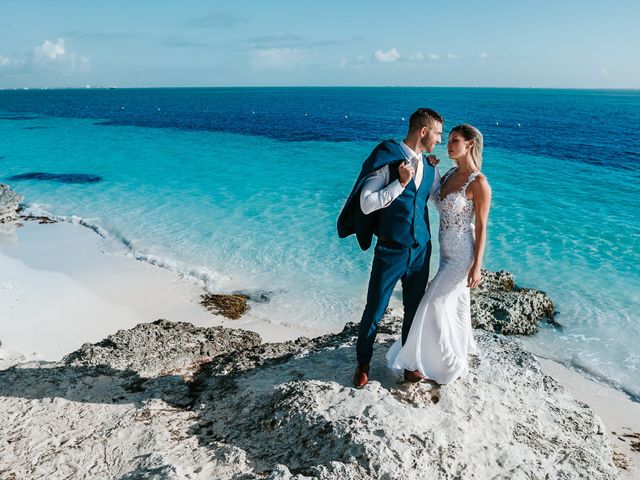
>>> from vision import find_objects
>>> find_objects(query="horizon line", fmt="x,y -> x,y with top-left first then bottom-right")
1,85 -> 639,92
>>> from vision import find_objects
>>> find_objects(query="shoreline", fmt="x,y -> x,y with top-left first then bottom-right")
1,218 -> 638,476
0,219 -> 318,365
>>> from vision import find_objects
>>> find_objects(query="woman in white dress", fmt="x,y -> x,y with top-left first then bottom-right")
386,124 -> 492,385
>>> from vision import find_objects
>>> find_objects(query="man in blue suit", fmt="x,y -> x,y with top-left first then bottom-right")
337,108 -> 443,388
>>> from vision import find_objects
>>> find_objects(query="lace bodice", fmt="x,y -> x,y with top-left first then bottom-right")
435,168 -> 479,235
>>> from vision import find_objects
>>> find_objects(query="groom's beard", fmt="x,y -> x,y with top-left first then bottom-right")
420,136 -> 433,152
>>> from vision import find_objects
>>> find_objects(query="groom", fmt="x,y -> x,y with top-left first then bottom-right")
337,108 -> 443,388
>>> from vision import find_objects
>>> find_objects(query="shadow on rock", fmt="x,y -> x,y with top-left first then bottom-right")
0,319 -> 264,409
0,364 -> 193,408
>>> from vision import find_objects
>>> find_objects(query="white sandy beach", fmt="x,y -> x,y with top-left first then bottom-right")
1,219 -> 638,478
0,220 -> 316,367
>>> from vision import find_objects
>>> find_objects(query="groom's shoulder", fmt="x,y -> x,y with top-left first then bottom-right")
366,139 -> 402,166
374,139 -> 400,153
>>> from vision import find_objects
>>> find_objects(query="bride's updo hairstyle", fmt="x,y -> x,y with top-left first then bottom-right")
450,124 -> 484,170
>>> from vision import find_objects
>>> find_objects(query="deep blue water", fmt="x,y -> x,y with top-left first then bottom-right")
1,87 -> 639,170
1,87 -> 639,400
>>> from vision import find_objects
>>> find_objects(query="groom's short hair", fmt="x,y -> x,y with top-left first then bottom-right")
409,108 -> 444,132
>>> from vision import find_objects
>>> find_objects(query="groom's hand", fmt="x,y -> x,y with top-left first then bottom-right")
398,161 -> 415,187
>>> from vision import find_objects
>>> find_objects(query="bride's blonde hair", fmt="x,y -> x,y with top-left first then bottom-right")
450,124 -> 483,170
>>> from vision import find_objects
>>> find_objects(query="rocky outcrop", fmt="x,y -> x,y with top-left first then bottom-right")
0,317 -> 617,479
21,215 -> 56,224
471,269 -> 555,335
0,183 -> 22,223
64,319 -> 261,377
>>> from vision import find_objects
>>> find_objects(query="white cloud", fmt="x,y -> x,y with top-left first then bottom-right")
250,48 -> 302,69
340,55 -> 368,69
341,48 -> 446,69
33,38 -> 66,61
31,38 -> 90,71
479,52 -> 488,59
1,38 -> 89,74
446,53 -> 459,60
601,67 -> 610,77
374,48 -> 400,63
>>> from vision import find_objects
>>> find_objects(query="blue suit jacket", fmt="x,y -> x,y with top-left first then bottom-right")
337,140 -> 407,251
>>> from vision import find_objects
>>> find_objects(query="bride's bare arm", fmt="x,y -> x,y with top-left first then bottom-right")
468,175 -> 492,288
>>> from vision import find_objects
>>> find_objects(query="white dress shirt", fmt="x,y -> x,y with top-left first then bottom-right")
360,141 -> 441,215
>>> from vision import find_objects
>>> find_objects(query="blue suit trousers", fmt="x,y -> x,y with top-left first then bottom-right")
356,239 -> 432,366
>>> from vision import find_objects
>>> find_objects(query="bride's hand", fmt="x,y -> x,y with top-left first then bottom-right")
426,155 -> 440,166
467,265 -> 482,289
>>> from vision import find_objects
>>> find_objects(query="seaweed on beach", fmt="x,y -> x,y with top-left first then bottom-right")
7,172 -> 102,184
201,294 -> 249,320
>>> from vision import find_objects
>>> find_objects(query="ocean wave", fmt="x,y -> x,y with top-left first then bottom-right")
19,203 -> 232,291
566,358 -> 640,403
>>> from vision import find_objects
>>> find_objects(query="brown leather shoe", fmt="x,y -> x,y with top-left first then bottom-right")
404,369 -> 427,383
353,364 -> 369,389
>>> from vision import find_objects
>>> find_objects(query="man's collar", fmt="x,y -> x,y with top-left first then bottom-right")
400,140 -> 420,161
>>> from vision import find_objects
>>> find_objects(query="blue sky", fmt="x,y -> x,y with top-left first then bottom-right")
1,0 -> 639,88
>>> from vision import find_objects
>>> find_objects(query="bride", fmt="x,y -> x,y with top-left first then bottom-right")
386,124 -> 492,385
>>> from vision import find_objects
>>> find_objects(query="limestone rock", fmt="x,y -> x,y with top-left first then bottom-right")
63,319 -> 261,377
472,269 -> 555,335
20,215 -> 56,224
0,184 -> 22,223
187,317 -> 616,479
0,317 -> 616,479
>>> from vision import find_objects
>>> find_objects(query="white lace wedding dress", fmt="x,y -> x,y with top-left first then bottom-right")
386,168 -> 479,384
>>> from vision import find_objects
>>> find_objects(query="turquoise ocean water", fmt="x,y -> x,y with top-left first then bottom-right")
0,88 -> 639,400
